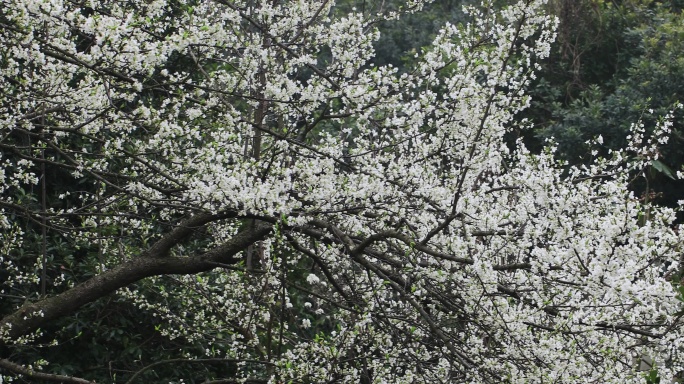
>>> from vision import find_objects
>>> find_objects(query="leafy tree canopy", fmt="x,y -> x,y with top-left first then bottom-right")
526,0 -> 684,218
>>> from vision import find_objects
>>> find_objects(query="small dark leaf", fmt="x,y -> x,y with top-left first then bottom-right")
651,160 -> 676,180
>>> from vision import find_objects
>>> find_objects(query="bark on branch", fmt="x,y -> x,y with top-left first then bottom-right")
0,222 -> 271,345
0,359 -> 95,384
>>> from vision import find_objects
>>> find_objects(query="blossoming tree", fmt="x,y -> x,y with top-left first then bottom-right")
1,0 -> 683,382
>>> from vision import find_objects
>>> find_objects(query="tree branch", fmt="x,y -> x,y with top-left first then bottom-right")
0,359 -> 95,384
0,223 -> 271,344
125,358 -> 273,384
142,212 -> 236,258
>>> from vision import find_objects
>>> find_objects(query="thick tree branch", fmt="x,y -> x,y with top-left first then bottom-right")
142,212 -> 236,258
0,359 -> 94,384
0,223 -> 271,344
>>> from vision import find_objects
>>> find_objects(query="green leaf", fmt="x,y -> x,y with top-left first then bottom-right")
645,367 -> 660,384
651,160 -> 676,180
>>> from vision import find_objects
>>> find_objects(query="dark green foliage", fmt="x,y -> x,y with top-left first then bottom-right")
334,0 -> 476,71
525,0 -> 684,220
373,0 -> 472,70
